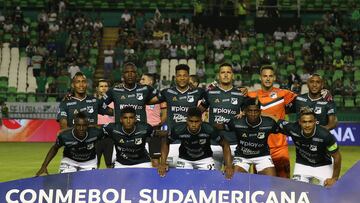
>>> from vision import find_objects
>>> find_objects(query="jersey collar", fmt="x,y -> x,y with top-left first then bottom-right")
72,129 -> 89,142
307,93 -> 322,102
176,86 -> 189,94
245,117 -> 263,128
124,84 -> 137,91
122,126 -> 136,136
72,95 -> 88,101
187,126 -> 202,135
218,85 -> 233,92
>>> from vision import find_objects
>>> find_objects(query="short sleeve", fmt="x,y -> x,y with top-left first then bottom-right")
56,102 -> 67,121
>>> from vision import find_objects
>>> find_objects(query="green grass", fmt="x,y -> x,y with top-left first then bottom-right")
0,143 -> 359,183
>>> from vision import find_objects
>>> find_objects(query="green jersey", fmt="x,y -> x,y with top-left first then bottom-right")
57,95 -> 108,127
102,84 -> 158,122
228,116 -> 280,158
56,127 -> 103,162
292,93 -> 336,126
168,122 -> 223,161
201,86 -> 247,144
278,120 -> 339,167
159,87 -> 205,127
102,122 -> 154,165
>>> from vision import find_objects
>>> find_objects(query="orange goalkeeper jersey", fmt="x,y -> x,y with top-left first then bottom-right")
248,87 -> 297,148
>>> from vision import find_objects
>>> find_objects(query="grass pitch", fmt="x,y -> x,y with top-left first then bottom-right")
0,143 -> 359,183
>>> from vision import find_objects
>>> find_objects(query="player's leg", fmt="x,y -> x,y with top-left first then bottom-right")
293,163 -> 333,186
176,158 -> 194,169
167,143 -> 180,167
254,155 -> 276,176
193,157 -> 216,170
269,145 -> 290,178
102,137 -> 115,168
95,139 -> 105,168
233,156 -> 251,173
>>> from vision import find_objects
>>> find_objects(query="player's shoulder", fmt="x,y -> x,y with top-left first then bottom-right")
58,128 -> 73,138
189,87 -> 205,94
173,122 -> 187,134
296,93 -> 308,102
316,125 -> 332,137
206,86 -> 221,94
261,116 -> 277,125
88,126 -> 102,133
136,121 -> 153,130
162,86 -> 177,95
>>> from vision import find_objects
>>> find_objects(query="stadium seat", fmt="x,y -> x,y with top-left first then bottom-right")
344,97 -> 355,108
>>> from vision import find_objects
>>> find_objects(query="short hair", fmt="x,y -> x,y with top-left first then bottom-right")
97,79 -> 109,87
187,107 -> 202,118
175,64 -> 190,73
299,106 -> 316,118
219,63 -> 233,72
74,112 -> 88,123
72,72 -> 86,81
243,98 -> 260,109
142,73 -> 155,84
123,62 -> 137,71
190,75 -> 199,83
260,65 -> 274,74
309,73 -> 323,80
120,106 -> 136,116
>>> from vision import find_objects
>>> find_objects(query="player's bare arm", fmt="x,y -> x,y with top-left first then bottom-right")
325,150 -> 342,187
35,144 -> 60,176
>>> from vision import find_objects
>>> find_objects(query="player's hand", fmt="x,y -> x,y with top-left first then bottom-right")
62,92 -> 73,101
321,89 -> 333,102
158,164 -> 168,177
234,111 -> 245,119
239,87 -> 248,96
35,167 -> 49,177
324,178 -> 337,188
224,165 -> 234,180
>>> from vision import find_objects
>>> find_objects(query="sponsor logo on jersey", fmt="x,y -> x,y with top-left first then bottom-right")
87,143 -> 94,149
312,137 -> 323,142
187,95 -> 194,102
173,114 -> 187,122
317,101 -> 328,105
199,139 -> 206,144
212,108 -> 236,115
171,106 -> 189,112
66,102 -> 77,106
309,145 -> 317,151
314,107 -> 322,114
270,92 -> 277,99
87,106 -> 94,113
231,98 -> 238,105
136,93 -> 143,100
86,99 -> 95,103
257,132 -> 265,139
135,138 -> 142,145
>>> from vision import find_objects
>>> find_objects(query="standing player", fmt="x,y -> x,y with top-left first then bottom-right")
94,79 -> 115,168
158,107 -> 233,179
36,113 -> 103,175
158,64 -> 206,166
289,74 -> 338,130
57,72 -> 113,129
199,63 -> 247,169
276,107 -> 341,187
248,65 -> 297,178
102,107 -> 157,168
139,73 -> 161,127
102,62 -> 160,123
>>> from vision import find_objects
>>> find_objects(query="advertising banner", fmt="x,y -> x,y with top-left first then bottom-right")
1,162 -> 359,203
6,102 -> 59,119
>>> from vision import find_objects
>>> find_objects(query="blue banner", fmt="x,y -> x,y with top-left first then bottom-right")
1,162 -> 360,203
288,122 -> 360,146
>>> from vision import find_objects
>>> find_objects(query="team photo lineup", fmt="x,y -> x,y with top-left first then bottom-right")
36,62 -> 341,188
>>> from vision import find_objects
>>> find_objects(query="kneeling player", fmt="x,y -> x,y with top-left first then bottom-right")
102,107 -> 157,168
158,107 -> 233,179
276,107 -> 341,187
36,113 -> 103,175
223,99 -> 279,176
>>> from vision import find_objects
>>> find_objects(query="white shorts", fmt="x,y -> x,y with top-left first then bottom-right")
167,143 -> 181,168
59,157 -> 97,173
211,144 -> 237,170
233,155 -> 274,172
293,163 -> 333,186
176,157 -> 216,170
114,161 -> 152,168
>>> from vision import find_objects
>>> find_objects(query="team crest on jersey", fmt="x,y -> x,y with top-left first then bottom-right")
231,98 -> 238,105
309,145 -> 317,151
87,106 -> 94,113
120,95 -> 126,100
270,92 -> 277,99
135,138 -> 142,145
87,143 -> 94,150
215,98 -> 220,103
187,95 -> 194,102
136,93 -> 143,100
199,139 -> 206,144
172,96 -> 177,101
257,132 -> 265,139
314,107 -> 322,114
119,139 -> 125,144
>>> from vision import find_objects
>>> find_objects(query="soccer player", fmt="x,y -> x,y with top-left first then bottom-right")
248,65 -> 297,178
102,107 -> 156,168
94,79 -> 115,168
36,113 -> 103,175
289,74 -> 338,130
224,98 -> 279,176
189,74 -> 200,89
139,73 -> 161,127
57,72 -> 112,129
157,107 -> 233,179
276,107 -> 342,187
102,62 -> 160,123
158,64 -> 206,166
199,63 -> 247,169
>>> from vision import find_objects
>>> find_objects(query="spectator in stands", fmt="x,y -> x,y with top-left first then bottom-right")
145,56 -> 158,74
81,61 -> 94,91
103,45 -> 114,79
310,37 -> 324,64
214,49 -> 225,63
291,80 -> 301,94
45,56 -> 57,77
56,69 -> 71,97
285,26 -> 297,41
273,27 -> 285,41
344,81 -> 356,97
31,51 -> 43,77
36,71 -> 48,102
68,61 -> 81,79
121,10 -> 132,28
332,79 -> 343,95
178,16 -> 189,31
3,19 -> 13,33
333,57 -> 344,70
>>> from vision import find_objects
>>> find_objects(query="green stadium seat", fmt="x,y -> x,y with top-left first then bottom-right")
344,97 -> 355,108
16,93 -> 27,102
47,97 -> 57,102
27,93 -> 36,102
334,95 -> 343,107
332,70 -> 343,81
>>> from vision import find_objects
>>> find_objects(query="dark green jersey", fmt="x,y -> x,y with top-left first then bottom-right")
102,122 -> 154,165
278,120 -> 339,167
57,95 -> 108,127
292,93 -> 336,126
168,122 -> 223,161
201,86 -> 247,144
102,84 -> 158,122
159,87 -> 205,127
228,116 -> 280,158
56,127 -> 103,162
